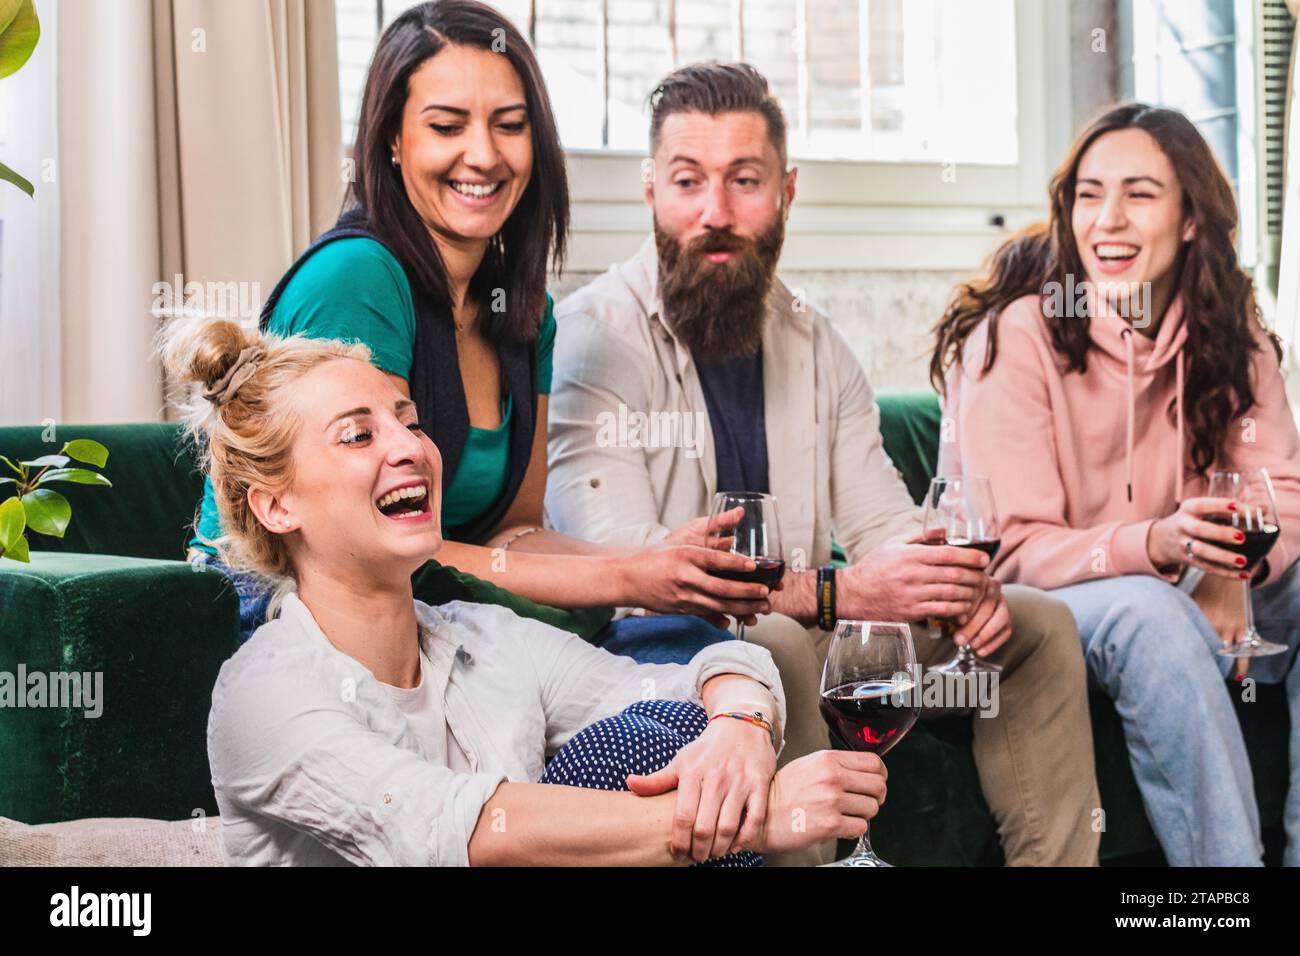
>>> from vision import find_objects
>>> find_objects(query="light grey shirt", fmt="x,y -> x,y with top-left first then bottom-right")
546,236 -> 922,567
208,592 -> 786,867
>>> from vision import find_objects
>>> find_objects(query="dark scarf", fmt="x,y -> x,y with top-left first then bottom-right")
258,206 -> 538,545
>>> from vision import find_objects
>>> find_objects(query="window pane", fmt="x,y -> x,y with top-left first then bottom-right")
336,0 -> 381,146
536,0 -> 603,148
606,0 -> 670,150
336,0 -> 1020,165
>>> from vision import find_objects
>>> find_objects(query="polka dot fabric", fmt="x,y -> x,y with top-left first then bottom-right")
539,699 -> 763,867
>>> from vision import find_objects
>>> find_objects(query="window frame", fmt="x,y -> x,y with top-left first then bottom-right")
562,0 -> 1072,273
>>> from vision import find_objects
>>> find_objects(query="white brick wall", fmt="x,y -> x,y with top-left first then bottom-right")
548,266 -> 962,391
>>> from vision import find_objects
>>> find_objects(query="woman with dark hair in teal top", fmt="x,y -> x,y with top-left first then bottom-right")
187,1 -> 772,661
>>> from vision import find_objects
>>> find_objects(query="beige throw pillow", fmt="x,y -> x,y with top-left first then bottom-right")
0,816 -> 224,867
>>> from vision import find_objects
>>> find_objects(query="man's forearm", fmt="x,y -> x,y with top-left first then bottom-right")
769,569 -> 820,626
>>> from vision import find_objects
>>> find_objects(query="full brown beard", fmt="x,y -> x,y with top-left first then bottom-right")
654,214 -> 785,362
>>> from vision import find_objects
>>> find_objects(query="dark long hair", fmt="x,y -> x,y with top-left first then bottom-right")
349,0 -> 568,344
930,103 -> 1282,478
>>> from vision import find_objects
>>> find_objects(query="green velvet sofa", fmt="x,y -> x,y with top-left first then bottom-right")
0,395 -> 1290,864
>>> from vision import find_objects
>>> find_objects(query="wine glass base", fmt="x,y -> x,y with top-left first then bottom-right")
820,853 -> 893,867
930,654 -> 1002,675
1217,639 -> 1289,658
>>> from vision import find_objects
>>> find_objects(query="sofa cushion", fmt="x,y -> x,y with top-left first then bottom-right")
0,424 -> 204,561
0,815 -> 223,866
0,552 -> 239,825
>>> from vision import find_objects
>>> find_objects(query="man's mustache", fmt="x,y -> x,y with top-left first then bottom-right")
687,231 -> 751,255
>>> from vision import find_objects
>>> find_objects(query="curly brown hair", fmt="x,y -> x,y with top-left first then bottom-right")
930,103 -> 1282,478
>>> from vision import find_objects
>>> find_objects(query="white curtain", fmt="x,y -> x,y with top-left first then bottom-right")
0,0 -> 61,427
56,0 -> 344,424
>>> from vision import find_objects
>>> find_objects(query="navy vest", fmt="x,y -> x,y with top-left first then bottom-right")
259,206 -> 538,546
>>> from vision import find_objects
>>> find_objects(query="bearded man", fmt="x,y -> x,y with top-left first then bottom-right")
545,62 -> 1100,867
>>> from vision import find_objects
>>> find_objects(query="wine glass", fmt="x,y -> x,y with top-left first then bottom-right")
1206,468 -> 1287,658
920,476 -> 1003,675
819,620 -> 919,867
705,492 -> 785,641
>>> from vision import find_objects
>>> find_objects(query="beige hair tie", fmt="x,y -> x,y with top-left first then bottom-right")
203,346 -> 265,406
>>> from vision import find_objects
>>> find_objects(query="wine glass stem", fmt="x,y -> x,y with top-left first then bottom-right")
1240,576 -> 1258,642
853,822 -> 877,860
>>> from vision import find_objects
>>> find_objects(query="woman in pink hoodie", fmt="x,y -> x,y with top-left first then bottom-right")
931,104 -> 1300,867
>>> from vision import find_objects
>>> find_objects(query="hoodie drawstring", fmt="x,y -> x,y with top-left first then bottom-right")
1120,326 -> 1185,507
1121,326 -> 1135,503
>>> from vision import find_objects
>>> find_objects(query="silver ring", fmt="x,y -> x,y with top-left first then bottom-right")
1184,538 -> 1196,559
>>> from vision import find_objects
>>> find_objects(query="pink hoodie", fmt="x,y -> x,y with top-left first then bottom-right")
938,292 -> 1300,591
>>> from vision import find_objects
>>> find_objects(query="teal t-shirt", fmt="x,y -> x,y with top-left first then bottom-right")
190,238 -> 556,551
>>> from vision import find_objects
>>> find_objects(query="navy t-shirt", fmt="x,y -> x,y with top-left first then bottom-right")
694,348 -> 770,494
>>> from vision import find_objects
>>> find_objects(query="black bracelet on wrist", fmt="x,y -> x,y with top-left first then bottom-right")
816,565 -> 837,631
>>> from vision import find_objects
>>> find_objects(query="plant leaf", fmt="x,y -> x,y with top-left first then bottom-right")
37,468 -> 112,487
0,496 -> 25,550
21,488 -> 70,538
0,477 -> 14,486
21,454 -> 69,468
0,0 -> 39,79
3,532 -> 30,563
0,160 -> 33,197
62,439 -> 108,468
0,0 -> 22,36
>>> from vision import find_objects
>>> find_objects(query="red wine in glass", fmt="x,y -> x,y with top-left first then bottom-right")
818,620 -> 917,867
1205,469 -> 1286,658
711,557 -> 786,590
923,536 -> 1002,563
706,492 -> 784,641
921,476 -> 1003,675
1206,516 -> 1279,569
820,679 -> 919,755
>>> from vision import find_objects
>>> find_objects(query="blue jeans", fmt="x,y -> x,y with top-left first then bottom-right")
1052,562 -> 1300,866
539,699 -> 761,866
195,552 -> 732,663
594,614 -> 734,664
191,552 -> 273,643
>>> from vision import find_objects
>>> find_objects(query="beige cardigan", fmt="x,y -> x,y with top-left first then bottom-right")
546,235 -> 922,569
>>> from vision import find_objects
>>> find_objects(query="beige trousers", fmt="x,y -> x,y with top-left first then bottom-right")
743,584 -> 1101,866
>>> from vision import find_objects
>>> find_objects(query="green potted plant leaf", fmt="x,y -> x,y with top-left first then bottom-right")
0,438 -> 112,562
0,0 -> 41,196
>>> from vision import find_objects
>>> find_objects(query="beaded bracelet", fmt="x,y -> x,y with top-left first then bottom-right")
709,710 -> 777,749
499,526 -> 542,551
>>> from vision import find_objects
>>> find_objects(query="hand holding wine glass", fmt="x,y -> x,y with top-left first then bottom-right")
706,492 -> 785,639
920,476 -> 1003,675
1204,468 -> 1286,658
1145,495 -> 1258,577
818,620 -> 918,866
